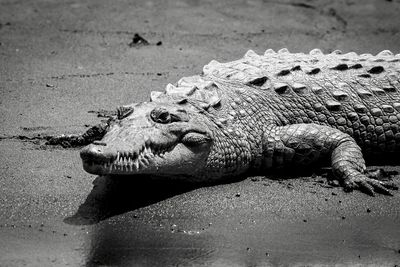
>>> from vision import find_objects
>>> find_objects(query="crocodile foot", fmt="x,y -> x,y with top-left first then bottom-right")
342,173 -> 398,196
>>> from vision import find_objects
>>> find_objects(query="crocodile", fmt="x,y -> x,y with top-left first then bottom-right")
77,49 -> 400,196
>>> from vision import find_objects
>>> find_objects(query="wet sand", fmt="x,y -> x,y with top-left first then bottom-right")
1,0 -> 400,266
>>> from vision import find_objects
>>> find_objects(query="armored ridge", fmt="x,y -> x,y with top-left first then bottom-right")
79,49 -> 400,196
152,49 -> 400,152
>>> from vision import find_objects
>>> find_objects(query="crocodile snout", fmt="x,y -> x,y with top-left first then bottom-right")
80,143 -> 115,164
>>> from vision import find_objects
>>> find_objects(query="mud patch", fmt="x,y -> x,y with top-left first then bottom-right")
1,122 -> 110,149
45,122 -> 110,148
87,109 -> 116,118
21,126 -> 52,132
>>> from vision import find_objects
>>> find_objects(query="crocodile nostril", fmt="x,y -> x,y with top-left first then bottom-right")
93,141 -> 107,146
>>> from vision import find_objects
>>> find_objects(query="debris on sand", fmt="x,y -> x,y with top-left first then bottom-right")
0,22 -> 11,29
128,33 -> 150,47
290,3 -> 315,9
128,33 -> 163,47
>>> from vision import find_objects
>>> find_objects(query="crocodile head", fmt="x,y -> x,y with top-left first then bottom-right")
80,100 -> 237,180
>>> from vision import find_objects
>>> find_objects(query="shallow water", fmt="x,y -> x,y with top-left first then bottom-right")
87,212 -> 400,266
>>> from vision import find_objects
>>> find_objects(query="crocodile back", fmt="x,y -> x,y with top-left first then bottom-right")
201,49 -> 400,153
151,49 -> 400,154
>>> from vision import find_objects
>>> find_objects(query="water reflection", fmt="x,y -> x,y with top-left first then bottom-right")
84,210 -> 400,266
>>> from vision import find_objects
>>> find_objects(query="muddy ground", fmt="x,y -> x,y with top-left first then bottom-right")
1,0 -> 400,266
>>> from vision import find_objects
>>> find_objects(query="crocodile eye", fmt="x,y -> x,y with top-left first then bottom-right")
151,108 -> 171,123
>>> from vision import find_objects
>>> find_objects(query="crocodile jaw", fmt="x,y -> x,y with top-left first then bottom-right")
80,135 -> 212,177
81,142 -> 172,175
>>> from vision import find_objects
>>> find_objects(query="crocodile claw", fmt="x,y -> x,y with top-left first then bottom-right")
342,174 -> 398,196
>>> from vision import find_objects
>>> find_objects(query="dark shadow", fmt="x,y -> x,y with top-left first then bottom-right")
65,166 -> 399,266
64,171 -> 315,226
64,175 -> 200,225
64,153 -> 400,225
257,153 -> 400,180
364,153 -> 400,166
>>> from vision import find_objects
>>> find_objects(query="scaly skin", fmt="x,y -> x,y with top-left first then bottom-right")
78,49 -> 400,196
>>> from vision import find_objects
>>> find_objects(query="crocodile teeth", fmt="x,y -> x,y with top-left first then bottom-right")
102,140 -> 178,173
134,160 -> 139,170
139,159 -> 146,168
144,146 -> 152,155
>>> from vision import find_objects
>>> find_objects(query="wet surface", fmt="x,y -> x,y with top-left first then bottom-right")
1,0 -> 400,266
87,214 -> 400,266
75,174 -> 400,266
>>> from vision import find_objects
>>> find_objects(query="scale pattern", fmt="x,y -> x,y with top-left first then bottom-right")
147,49 -> 400,195
77,48 -> 400,196
152,49 -> 400,154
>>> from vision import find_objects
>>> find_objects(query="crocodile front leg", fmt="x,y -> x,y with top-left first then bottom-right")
262,124 -> 398,196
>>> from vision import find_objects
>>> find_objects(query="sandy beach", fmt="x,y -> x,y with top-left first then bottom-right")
1,0 -> 400,266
